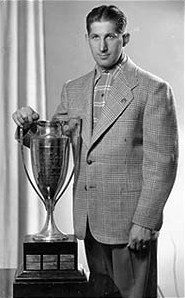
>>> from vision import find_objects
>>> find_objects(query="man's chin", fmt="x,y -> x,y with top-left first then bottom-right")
97,61 -> 112,70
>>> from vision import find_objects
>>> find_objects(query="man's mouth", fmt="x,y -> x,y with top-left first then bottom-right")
99,54 -> 110,59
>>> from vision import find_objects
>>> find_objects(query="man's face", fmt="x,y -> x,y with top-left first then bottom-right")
88,21 -> 124,70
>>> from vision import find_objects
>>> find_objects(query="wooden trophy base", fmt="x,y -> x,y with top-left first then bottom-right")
13,234 -> 88,298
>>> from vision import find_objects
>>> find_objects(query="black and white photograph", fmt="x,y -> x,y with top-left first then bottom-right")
0,1 -> 184,297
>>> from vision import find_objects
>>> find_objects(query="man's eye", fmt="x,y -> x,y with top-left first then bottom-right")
89,35 -> 99,40
107,34 -> 117,39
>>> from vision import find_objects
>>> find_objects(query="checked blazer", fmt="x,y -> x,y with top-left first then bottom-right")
53,56 -> 178,245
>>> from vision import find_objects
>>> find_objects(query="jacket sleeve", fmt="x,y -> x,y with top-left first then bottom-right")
132,81 -> 178,231
52,81 -> 82,164
52,82 -> 69,122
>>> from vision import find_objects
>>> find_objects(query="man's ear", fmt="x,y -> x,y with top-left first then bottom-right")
122,33 -> 130,47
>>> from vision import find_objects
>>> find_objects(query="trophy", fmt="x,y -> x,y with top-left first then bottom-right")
13,118 -> 88,298
20,118 -> 81,241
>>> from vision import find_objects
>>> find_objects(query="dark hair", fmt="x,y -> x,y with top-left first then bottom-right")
86,5 -> 127,35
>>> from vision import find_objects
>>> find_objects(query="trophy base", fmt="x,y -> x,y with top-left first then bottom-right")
13,265 -> 88,297
13,234 -> 88,297
22,234 -> 78,270
32,232 -> 68,242
32,220 -> 69,242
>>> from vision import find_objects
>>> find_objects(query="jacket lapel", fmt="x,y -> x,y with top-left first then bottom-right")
90,57 -> 139,147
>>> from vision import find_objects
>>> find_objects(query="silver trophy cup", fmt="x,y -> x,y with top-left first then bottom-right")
19,118 -> 81,242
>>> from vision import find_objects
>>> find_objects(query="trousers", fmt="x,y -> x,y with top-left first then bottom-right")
84,222 -> 157,298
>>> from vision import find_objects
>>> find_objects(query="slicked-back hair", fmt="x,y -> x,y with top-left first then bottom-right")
86,5 -> 127,35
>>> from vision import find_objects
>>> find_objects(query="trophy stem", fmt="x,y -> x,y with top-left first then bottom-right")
32,199 -> 68,242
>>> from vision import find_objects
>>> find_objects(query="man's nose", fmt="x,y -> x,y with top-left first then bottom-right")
100,38 -> 108,52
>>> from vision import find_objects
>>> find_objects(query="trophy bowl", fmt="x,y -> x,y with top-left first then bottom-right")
20,119 -> 81,242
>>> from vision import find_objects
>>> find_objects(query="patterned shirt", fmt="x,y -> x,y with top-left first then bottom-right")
92,54 -> 127,130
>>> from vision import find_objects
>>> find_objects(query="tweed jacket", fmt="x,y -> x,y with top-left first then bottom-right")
53,56 -> 178,245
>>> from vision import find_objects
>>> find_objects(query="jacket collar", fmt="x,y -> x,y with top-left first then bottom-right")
81,56 -> 139,149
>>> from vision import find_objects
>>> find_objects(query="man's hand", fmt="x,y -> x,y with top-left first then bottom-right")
12,106 -> 40,127
128,224 -> 152,251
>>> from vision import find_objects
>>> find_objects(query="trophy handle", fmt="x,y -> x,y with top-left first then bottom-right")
54,167 -> 74,206
54,118 -> 82,206
19,127 -> 46,206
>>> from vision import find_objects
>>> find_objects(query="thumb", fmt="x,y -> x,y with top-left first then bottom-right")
32,112 -> 40,120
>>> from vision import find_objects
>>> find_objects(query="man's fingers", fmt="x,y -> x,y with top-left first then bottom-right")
128,240 -> 150,251
12,111 -> 24,126
127,240 -> 136,250
12,107 -> 39,127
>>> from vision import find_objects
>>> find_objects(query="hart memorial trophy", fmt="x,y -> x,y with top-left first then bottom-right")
13,118 -> 88,298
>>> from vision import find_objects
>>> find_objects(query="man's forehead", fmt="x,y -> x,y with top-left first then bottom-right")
89,20 -> 117,34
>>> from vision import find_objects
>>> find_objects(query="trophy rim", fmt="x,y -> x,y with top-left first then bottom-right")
36,120 -> 61,127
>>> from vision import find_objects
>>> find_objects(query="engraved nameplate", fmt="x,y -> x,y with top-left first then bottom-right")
60,254 -> 74,270
26,255 -> 41,270
43,255 -> 58,270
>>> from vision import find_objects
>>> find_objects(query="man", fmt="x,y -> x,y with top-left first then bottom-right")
12,5 -> 178,298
